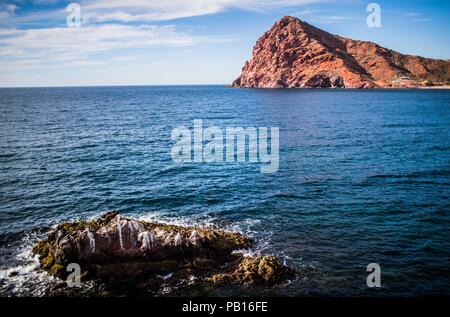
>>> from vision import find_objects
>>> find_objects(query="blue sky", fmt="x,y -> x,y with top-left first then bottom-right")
0,0 -> 449,87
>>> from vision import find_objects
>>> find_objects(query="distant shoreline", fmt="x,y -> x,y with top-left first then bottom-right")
418,85 -> 450,89
227,85 -> 450,90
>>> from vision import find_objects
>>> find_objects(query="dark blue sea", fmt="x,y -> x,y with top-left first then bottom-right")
0,86 -> 449,296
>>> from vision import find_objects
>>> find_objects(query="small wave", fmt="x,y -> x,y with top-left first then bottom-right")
233,230 -> 274,257
0,231 -> 54,296
428,145 -> 450,152
0,178 -> 21,186
136,211 -> 261,236
118,196 -> 193,208
381,123 -> 416,128
0,260 -> 38,280
137,211 -> 218,229
364,169 -> 450,182
391,180 -> 448,186
272,192 -> 303,199
0,153 -> 16,159
203,115 -> 238,120
153,165 -> 196,176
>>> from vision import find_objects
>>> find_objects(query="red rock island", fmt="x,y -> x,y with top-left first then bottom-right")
231,16 -> 450,88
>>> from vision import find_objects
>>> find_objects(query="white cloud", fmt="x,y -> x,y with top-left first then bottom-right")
96,11 -> 140,22
4,4 -> 17,14
410,18 -> 432,23
2,24 -> 197,51
0,3 -> 18,20
0,23 -> 229,73
0,0 -> 331,24
31,0 -> 59,4
294,9 -> 318,16
326,15 -> 353,20
1,0 -> 323,70
80,0 -> 331,22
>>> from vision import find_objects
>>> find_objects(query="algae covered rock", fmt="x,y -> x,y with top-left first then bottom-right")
33,211 -> 294,294
208,256 -> 295,286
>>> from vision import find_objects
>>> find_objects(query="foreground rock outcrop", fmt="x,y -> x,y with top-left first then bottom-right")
33,212 -> 294,295
231,16 -> 450,88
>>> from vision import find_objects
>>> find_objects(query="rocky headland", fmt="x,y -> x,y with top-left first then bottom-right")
231,16 -> 450,89
32,211 -> 294,296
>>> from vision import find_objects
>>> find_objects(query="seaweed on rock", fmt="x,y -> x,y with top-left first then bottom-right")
33,211 -> 294,295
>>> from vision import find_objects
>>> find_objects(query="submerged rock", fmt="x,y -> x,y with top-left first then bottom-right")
208,256 -> 294,286
33,212 -> 294,295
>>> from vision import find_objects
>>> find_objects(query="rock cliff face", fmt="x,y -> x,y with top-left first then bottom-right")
231,16 -> 450,88
33,212 -> 294,296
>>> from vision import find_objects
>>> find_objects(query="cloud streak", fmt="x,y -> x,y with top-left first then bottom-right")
0,0 -> 327,71
0,23 -> 230,73
1,0 -> 332,25
81,0 -> 331,22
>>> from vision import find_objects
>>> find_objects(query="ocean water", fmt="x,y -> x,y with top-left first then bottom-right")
0,86 -> 449,296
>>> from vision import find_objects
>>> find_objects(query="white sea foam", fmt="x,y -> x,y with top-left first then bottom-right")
0,232 -> 54,296
156,273 -> 173,280
0,211 -> 294,296
136,210 -> 275,257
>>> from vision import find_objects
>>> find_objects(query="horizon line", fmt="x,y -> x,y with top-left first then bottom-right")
0,83 -> 229,89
